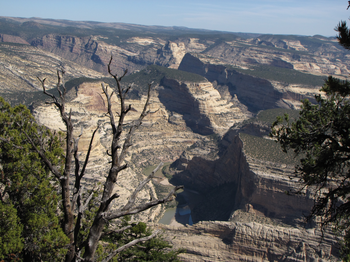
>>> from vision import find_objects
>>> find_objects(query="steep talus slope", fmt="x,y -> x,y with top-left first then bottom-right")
0,33 -> 29,44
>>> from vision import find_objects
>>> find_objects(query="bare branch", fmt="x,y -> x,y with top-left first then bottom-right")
80,126 -> 99,180
102,185 -> 183,221
71,185 -> 82,213
102,225 -> 133,238
82,59 -> 183,260
0,136 -> 23,149
123,83 -> 134,98
118,83 -> 152,165
101,230 -> 160,262
102,83 -> 117,135
37,77 -> 55,101
119,69 -> 128,82
21,129 -> 62,179
122,162 -> 163,211
103,193 -> 120,210
38,69 -> 76,254
56,70 -> 64,100
80,190 -> 94,214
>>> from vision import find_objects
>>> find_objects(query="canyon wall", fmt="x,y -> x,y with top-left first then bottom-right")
171,125 -> 314,225
178,53 -> 316,112
157,221 -> 340,262
1,18 -> 347,260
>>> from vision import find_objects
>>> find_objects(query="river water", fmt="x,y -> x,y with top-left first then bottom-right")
159,207 -> 176,224
159,189 -> 196,225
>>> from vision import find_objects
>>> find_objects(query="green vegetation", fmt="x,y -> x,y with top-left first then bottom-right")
124,65 -> 206,86
99,216 -> 184,262
143,163 -> 178,208
0,18 -> 240,48
244,108 -> 300,126
0,202 -> 23,261
229,64 -> 326,87
239,132 -> 299,165
237,108 -> 301,165
1,65 -> 206,107
271,17 -> 350,260
143,163 -> 167,177
0,97 -> 69,261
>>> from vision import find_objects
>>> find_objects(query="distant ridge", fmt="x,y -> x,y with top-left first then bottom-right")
0,16 -> 262,38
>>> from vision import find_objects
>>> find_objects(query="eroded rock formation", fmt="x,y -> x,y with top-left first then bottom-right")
156,221 -> 340,261
178,53 -> 317,112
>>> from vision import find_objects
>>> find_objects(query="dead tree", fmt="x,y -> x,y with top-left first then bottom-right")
34,57 -> 183,262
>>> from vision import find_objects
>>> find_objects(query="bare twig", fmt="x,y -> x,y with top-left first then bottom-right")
101,230 -> 160,262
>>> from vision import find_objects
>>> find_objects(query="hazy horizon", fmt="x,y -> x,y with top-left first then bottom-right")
1,0 -> 349,37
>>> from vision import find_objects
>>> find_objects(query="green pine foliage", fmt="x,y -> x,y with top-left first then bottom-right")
271,76 -> 350,260
99,216 -> 184,262
271,13 -> 350,260
0,202 -> 23,261
0,97 -> 69,261
0,81 -> 184,261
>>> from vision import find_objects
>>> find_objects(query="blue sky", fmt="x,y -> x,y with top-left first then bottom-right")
0,0 -> 349,36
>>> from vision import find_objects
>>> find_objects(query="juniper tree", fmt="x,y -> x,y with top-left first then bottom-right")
271,6 -> 350,259
0,97 -> 69,261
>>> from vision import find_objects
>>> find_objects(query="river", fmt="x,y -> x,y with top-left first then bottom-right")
159,189 -> 197,225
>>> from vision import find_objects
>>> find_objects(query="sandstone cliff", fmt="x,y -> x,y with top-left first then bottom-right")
159,78 -> 244,135
164,119 -> 341,261
31,34 -> 143,74
178,53 -> 318,112
0,34 -> 29,45
156,221 -> 340,261
0,42 -> 105,105
32,75 -> 249,222
1,17 -> 347,260
170,125 -> 314,224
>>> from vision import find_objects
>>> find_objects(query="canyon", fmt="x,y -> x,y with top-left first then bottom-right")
0,16 -> 348,261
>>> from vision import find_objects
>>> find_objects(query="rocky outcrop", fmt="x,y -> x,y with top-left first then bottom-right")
202,37 -> 349,77
171,125 -> 314,224
178,53 -> 321,112
178,54 -> 286,112
166,125 -> 340,260
31,34 -> 142,74
0,43 -> 104,103
3,17 -> 349,80
0,34 -> 29,45
159,78 -> 245,135
156,221 -> 340,262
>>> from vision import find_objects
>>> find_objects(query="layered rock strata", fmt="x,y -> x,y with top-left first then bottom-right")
156,221 -> 340,262
32,78 -> 249,221
178,53 -> 318,112
171,125 -> 314,224
159,78 -> 245,135
0,43 -> 104,94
